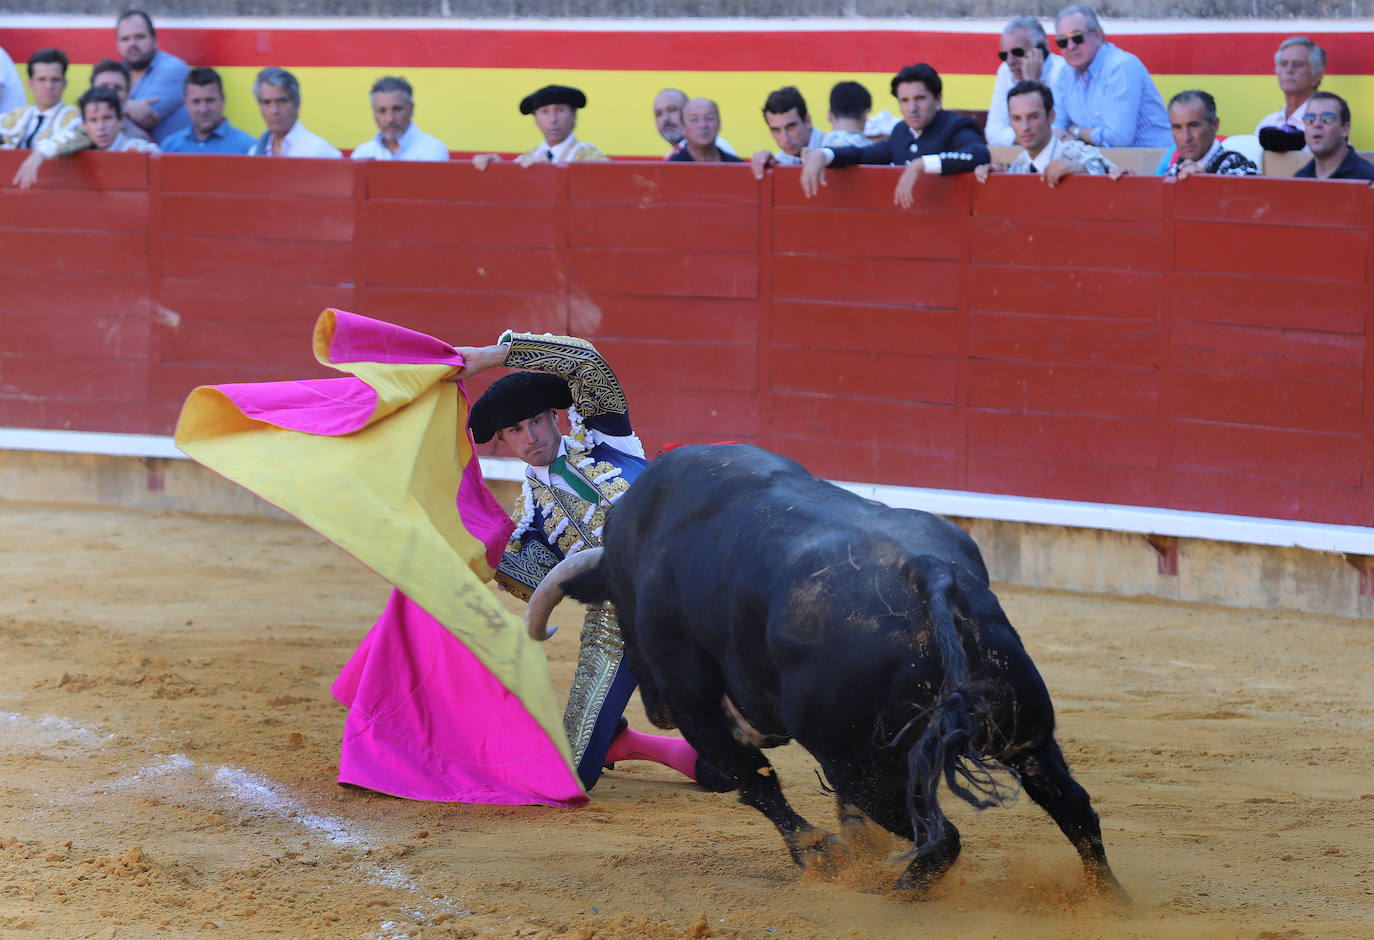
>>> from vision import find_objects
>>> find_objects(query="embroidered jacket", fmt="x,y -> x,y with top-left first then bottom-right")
493,331 -> 647,599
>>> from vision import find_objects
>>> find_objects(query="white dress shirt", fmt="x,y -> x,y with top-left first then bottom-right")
351,122 -> 449,161
250,120 -> 342,158
985,53 -> 1070,147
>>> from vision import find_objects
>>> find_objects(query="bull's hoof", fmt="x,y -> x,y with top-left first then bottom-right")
789,827 -> 843,876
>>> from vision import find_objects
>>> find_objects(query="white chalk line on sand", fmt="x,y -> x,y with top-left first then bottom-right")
2,708 -> 469,934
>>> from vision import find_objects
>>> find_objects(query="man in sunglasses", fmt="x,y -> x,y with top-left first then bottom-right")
1293,92 -> 1374,181
1051,5 -> 1170,149
985,16 -> 1070,147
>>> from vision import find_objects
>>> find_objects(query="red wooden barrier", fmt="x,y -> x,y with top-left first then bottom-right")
0,151 -> 1369,528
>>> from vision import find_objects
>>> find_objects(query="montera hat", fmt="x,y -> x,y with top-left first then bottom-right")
519,85 -> 587,115
468,372 -> 573,444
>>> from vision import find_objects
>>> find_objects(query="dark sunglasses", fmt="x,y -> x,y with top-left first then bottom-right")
998,46 -> 1032,61
1300,111 -> 1341,126
1055,32 -> 1088,49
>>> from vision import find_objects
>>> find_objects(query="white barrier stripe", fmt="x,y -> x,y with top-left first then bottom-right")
3,426 -> 1370,555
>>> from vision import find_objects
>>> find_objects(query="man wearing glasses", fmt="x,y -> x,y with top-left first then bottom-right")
1051,5 -> 1170,149
984,16 -> 1070,147
1293,92 -> 1374,181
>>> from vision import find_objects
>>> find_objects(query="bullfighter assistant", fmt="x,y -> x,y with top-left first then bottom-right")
458,330 -> 722,791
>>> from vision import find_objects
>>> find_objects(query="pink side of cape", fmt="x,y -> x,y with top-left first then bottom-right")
205,311 -> 555,804
332,591 -> 586,807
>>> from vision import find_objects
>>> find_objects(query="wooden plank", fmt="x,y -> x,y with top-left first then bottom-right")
970,217 -> 1164,270
971,174 -> 1163,222
158,278 -> 358,327
0,150 -> 149,192
364,200 -> 556,248
772,207 -> 965,260
589,295 -> 759,345
619,387 -> 760,438
364,243 -> 561,292
771,165 -> 970,215
772,300 -> 959,357
968,411 -> 1160,467
1171,470 -> 1367,527
773,435 -> 962,490
1172,323 -> 1364,371
769,392 -> 961,451
969,312 -> 1162,368
567,161 -> 759,206
157,320 -> 327,371
772,347 -> 958,403
160,234 -> 354,284
0,398 -> 159,434
0,188 -> 148,233
362,286 -> 563,339
567,203 -> 757,254
1172,272 -> 1365,333
159,154 -> 355,198
0,354 -> 148,401
772,255 -> 957,308
968,361 -> 1160,420
1173,420 -> 1363,487
0,274 -> 151,317
364,160 -> 561,204
570,248 -> 758,299
0,230 -> 149,276
968,455 -> 1169,507
591,338 -> 757,391
1,313 -> 150,360
1175,220 -> 1367,281
1173,175 -> 1370,228
1171,372 -> 1362,434
967,265 -> 1161,320
161,193 -> 356,242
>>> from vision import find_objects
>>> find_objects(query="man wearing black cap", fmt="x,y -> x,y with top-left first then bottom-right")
472,84 -> 608,170
459,330 -> 721,792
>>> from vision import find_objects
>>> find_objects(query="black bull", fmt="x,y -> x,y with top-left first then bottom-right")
527,444 -> 1125,895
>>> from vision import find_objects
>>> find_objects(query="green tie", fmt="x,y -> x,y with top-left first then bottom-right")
550,455 -> 600,503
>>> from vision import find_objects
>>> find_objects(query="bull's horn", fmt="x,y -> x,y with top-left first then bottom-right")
524,547 -> 605,642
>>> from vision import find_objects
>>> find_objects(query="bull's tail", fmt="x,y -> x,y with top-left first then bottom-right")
899,559 -> 1020,859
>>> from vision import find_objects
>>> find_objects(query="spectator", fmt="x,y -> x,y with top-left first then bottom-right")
1052,5 -> 1170,148
248,67 -> 341,158
0,44 -> 25,114
799,63 -> 990,203
749,86 -> 824,179
12,86 -> 157,189
667,98 -> 743,163
1294,92 -> 1374,181
975,79 -> 1120,188
1254,36 -> 1324,151
820,81 -> 871,148
160,67 -> 254,154
0,49 -> 80,152
985,16 -> 1071,147
1165,90 -> 1257,179
653,87 -> 734,159
90,59 -> 152,142
473,84 -> 608,170
351,76 -> 448,162
116,9 -> 190,144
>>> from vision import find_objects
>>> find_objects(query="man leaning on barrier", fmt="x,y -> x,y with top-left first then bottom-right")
976,79 -> 1121,188
1165,90 -> 1257,180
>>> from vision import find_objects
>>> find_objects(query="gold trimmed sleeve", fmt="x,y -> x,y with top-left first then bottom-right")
498,332 -> 628,420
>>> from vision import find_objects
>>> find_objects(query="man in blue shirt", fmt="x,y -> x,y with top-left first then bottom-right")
1052,5 -> 1170,149
160,67 -> 254,154
116,9 -> 189,144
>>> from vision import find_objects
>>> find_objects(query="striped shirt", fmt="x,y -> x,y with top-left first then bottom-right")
1056,42 -> 1171,148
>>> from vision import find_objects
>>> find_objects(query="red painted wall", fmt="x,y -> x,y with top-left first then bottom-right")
1,151 -> 1370,527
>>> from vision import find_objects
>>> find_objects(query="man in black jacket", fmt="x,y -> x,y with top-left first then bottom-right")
800,62 -> 989,204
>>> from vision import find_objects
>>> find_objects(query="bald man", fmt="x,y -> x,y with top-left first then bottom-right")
667,98 -> 743,163
653,86 -> 735,159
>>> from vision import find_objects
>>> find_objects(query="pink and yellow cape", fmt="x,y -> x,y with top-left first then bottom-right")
174,309 -> 586,806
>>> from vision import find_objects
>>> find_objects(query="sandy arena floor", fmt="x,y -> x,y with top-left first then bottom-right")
0,501 -> 1370,939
